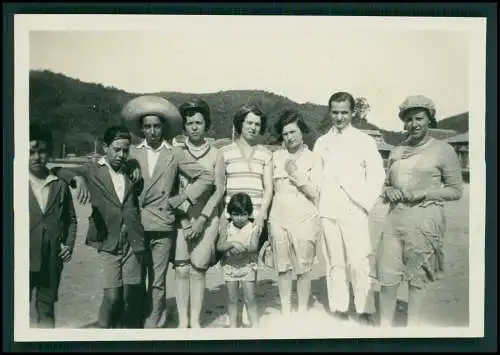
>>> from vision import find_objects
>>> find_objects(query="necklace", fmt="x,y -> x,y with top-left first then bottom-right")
186,139 -> 210,159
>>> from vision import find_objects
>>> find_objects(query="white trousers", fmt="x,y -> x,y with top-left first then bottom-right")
320,215 -> 376,314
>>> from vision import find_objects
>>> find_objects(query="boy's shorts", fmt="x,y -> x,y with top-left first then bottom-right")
98,244 -> 143,289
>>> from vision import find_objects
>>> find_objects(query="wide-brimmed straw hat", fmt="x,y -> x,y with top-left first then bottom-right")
121,95 -> 183,139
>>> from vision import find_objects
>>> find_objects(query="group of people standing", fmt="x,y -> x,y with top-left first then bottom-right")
28,91 -> 463,329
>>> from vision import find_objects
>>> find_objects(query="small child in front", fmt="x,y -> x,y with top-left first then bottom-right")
217,193 -> 260,328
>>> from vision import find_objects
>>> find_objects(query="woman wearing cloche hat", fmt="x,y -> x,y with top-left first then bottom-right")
377,95 -> 464,327
122,95 -> 214,328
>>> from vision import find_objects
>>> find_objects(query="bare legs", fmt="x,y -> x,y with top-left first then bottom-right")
407,286 -> 426,327
226,281 -> 239,328
226,281 -> 259,328
175,266 -> 190,328
379,285 -> 398,327
175,265 -> 207,328
277,277 -> 292,316
278,272 -> 312,315
297,273 -> 312,313
189,268 -> 206,328
242,281 -> 259,327
379,283 -> 427,327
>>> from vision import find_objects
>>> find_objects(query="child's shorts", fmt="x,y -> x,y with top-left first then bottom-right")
222,263 -> 257,282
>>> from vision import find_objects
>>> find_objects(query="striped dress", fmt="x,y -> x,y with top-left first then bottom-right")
220,142 -> 273,218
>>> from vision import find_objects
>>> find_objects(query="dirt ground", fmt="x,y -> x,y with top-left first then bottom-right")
46,185 -> 469,329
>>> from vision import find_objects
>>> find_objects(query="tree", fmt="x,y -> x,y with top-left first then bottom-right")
352,97 -> 371,125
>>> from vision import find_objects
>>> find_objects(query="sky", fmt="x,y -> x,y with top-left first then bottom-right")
28,15 -> 473,131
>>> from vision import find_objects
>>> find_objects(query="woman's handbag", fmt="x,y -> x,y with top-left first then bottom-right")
258,240 -> 275,270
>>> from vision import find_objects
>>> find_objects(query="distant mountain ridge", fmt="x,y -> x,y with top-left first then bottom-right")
29,70 -> 468,156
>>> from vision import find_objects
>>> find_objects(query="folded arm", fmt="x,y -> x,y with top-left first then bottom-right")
169,148 -> 214,209
424,143 -> 463,201
51,165 -> 87,186
290,153 -> 322,205
51,164 -> 91,204
216,227 -> 233,253
200,150 -> 226,219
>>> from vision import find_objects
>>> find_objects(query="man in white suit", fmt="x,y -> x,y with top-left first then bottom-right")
314,92 -> 386,325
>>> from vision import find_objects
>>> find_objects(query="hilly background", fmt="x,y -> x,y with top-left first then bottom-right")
29,70 -> 469,157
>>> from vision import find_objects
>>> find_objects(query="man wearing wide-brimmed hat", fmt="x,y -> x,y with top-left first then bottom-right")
122,95 -> 214,328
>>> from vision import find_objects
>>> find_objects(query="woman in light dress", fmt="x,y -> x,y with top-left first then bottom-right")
267,109 -> 323,316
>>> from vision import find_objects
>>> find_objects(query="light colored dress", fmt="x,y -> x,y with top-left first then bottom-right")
377,137 -> 463,289
220,222 -> 257,282
268,147 -> 323,277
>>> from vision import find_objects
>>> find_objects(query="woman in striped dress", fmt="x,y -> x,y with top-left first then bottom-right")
218,104 -> 274,327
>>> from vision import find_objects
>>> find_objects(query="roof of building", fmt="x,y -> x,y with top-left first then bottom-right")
360,129 -> 382,137
428,129 -> 459,141
446,132 -> 469,143
376,141 -> 395,151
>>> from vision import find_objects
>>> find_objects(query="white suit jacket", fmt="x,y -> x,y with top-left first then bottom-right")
313,125 -> 386,219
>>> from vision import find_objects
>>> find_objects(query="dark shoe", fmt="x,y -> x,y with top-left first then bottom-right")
331,311 -> 350,321
355,313 -> 377,327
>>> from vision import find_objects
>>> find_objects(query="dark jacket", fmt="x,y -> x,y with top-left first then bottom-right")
29,178 -> 77,273
53,162 -> 146,254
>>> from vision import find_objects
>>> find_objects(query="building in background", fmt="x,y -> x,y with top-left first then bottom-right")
446,132 -> 469,171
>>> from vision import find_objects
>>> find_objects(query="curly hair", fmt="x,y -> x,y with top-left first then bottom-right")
232,104 -> 267,136
274,109 -> 310,142
179,99 -> 211,131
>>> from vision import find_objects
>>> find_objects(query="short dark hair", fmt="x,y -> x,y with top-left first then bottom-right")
137,115 -> 170,139
227,193 -> 253,216
103,125 -> 132,146
233,104 -> 267,136
401,107 -> 438,129
274,109 -> 310,142
30,123 -> 53,151
179,99 -> 211,131
328,92 -> 355,111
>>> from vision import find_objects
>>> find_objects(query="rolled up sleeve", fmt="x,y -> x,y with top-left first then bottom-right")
174,148 -> 214,206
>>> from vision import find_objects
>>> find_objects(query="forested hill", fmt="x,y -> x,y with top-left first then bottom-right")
29,70 -> 468,156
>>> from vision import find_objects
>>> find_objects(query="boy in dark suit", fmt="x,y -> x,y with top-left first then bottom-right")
29,123 -> 77,328
54,126 -> 146,328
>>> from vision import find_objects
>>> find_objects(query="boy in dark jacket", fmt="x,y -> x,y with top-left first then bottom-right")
54,126 -> 147,328
29,123 -> 77,328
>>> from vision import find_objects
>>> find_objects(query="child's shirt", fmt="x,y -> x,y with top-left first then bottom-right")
221,221 -> 257,267
226,221 -> 254,248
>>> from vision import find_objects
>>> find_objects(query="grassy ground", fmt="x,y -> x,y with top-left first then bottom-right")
49,184 -> 470,329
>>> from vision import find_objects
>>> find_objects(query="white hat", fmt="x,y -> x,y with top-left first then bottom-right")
121,95 -> 183,139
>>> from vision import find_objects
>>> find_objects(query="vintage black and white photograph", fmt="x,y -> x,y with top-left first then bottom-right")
14,14 -> 486,341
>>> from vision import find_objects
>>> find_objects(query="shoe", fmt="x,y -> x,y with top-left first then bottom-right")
355,313 -> 377,327
331,311 -> 350,321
